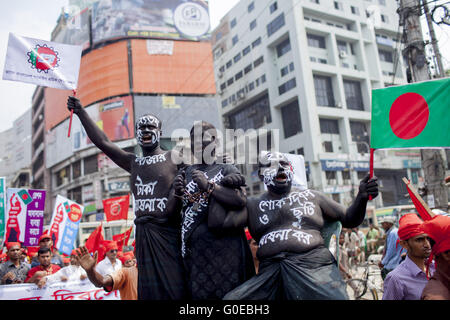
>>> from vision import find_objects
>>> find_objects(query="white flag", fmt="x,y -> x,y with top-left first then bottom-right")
2,33 -> 82,90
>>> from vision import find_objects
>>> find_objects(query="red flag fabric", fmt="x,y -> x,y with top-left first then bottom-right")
112,227 -> 133,252
85,224 -> 104,254
405,184 -> 433,221
102,195 -> 129,222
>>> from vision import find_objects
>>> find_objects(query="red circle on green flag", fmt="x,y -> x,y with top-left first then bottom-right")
389,92 -> 429,140
22,194 -> 28,200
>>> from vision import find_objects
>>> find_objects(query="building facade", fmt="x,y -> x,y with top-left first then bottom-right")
210,0 -> 439,208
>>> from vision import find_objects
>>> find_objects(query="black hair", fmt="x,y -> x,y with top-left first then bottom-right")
38,247 -> 52,256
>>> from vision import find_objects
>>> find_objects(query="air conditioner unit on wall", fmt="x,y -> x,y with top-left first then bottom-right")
339,50 -> 348,59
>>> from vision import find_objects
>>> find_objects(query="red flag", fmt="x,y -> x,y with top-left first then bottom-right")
85,224 -> 104,254
403,178 -> 434,221
102,195 -> 129,222
112,226 -> 133,252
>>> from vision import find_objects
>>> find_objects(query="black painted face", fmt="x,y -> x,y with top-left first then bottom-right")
259,152 -> 293,194
135,115 -> 161,150
190,122 -> 217,163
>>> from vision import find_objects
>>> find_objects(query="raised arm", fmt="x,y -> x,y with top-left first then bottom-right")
67,96 -> 133,172
317,174 -> 378,228
75,246 -> 113,289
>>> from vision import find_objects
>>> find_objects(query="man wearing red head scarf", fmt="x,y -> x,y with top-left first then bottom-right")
95,241 -> 122,277
383,213 -> 433,300
420,215 -> 450,300
0,242 -> 30,284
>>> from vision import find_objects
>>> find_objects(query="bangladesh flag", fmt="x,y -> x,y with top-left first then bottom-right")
371,78 -> 450,149
18,189 -> 33,205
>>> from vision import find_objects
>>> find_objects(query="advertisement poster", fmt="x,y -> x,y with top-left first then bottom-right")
91,0 -> 211,43
72,96 -> 134,152
52,7 -> 91,50
4,189 -> 46,247
49,195 -> 84,256
0,178 -> 6,247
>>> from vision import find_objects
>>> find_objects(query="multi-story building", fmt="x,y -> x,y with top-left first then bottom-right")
211,0 -> 431,208
32,1 -> 220,243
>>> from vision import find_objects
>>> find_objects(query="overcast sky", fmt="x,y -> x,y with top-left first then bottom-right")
0,0 -> 448,131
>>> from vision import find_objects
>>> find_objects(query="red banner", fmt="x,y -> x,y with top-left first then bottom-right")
112,227 -> 133,252
102,195 -> 129,222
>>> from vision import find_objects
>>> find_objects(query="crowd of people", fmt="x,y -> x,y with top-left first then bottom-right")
0,96 -> 447,301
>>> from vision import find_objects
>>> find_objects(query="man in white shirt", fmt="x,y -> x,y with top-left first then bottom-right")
95,241 -> 122,276
36,250 -> 88,288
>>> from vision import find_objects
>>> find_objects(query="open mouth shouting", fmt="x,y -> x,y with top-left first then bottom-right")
275,172 -> 288,183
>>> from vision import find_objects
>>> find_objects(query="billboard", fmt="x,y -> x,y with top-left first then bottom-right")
132,39 -> 215,94
134,95 -> 221,138
91,0 -> 211,44
52,7 -> 91,50
72,95 -> 134,152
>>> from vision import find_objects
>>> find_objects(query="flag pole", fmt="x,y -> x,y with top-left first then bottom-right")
402,177 -> 435,221
369,148 -> 375,200
67,89 -> 77,138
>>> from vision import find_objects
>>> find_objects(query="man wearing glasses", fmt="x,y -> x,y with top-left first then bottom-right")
96,241 -> 122,277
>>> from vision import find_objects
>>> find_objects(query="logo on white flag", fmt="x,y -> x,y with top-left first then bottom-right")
27,44 -> 60,73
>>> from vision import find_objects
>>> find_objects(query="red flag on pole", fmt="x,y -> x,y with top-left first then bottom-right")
102,195 -> 130,222
113,226 -> 133,252
84,223 -> 104,254
402,178 -> 434,221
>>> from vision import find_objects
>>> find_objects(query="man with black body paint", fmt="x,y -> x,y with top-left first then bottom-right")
67,96 -> 187,300
222,151 -> 379,300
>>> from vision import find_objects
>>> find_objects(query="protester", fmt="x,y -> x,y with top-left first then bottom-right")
173,121 -> 255,300
366,224 -> 380,254
344,228 -> 361,268
222,151 -> 379,300
383,213 -> 433,300
378,216 -> 404,280
25,247 -> 61,283
67,97 -> 186,299
76,246 -> 137,300
354,227 -> 367,263
0,242 -> 30,284
36,250 -> 88,288
421,215 -> 450,300
246,229 -> 259,274
30,233 -> 64,268
121,252 -> 136,268
95,241 -> 122,277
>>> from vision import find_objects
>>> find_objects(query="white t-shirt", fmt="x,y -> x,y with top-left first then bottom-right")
95,258 -> 122,277
46,265 -> 87,283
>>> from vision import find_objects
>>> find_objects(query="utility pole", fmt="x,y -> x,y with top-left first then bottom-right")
423,0 -> 446,77
398,0 -> 448,211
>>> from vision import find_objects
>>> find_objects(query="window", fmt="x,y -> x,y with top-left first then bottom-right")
72,160 -> 81,179
219,66 -> 225,73
68,186 -> 82,205
232,35 -> 239,46
350,121 -> 370,153
343,80 -> 364,110
351,6 -> 359,15
289,62 -> 295,71
307,34 -> 326,49
233,53 -> 241,63
323,141 -> 334,152
227,77 -> 234,86
379,49 -> 393,62
84,155 -> 98,175
261,74 -> 266,83
313,75 -> 335,107
230,18 -> 237,28
248,81 -> 255,91
281,99 -> 302,138
334,1 -> 342,10
337,40 -> 347,53
379,0 -> 386,5
252,37 -> 261,48
226,60 -> 232,69
267,13 -> 285,37
250,20 -> 257,30
56,166 -> 69,186
310,0 -> 320,3
220,83 -> 226,91
270,2 -> 278,13
227,93 -> 272,130
276,37 -> 291,57
248,2 -> 255,12
297,148 -> 304,155
244,64 -> 253,74
342,170 -> 351,180
243,45 -> 251,56
253,56 -> 264,68
278,78 -> 296,95
381,14 -> 389,23
326,171 -> 337,179
215,32 -> 223,42
281,66 -> 289,77
235,71 -> 243,81
319,119 -> 339,134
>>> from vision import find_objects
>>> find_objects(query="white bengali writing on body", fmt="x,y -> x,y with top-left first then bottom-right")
258,228 -> 313,247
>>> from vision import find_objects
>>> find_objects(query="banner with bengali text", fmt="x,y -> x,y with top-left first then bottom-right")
0,280 -> 120,300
